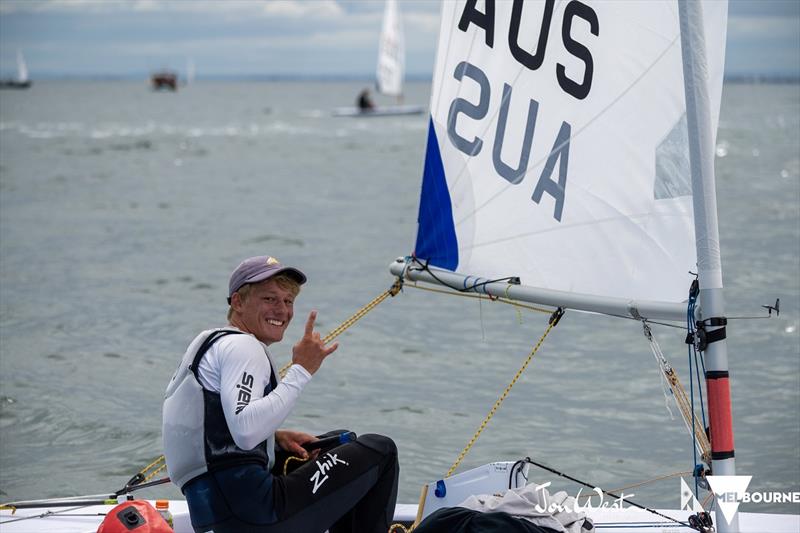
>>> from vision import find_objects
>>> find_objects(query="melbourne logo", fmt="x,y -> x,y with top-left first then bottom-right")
686,475 -> 800,525
704,475 -> 752,524
234,371 -> 254,414
309,452 -> 349,494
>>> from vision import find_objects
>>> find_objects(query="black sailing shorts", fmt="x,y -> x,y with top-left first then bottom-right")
184,433 -> 399,533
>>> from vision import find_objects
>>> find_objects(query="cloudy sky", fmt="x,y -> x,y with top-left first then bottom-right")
0,0 -> 798,79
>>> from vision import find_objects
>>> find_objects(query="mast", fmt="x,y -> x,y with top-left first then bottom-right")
678,1 -> 738,532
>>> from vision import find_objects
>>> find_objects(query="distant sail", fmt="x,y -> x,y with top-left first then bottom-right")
376,0 -> 405,97
414,0 -> 727,304
16,49 -> 28,83
186,58 -> 195,85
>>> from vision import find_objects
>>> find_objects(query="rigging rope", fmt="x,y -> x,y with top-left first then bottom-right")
389,284 -> 559,533
642,321 -> 712,464
686,279 -> 709,499
576,470 -> 693,500
137,455 -> 167,483
523,458 -> 704,530
279,279 -> 403,378
444,308 -> 564,479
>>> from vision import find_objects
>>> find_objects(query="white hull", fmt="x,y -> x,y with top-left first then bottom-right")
332,105 -> 425,117
2,500 -> 797,532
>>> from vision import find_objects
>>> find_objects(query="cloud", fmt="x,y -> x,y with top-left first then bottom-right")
262,0 -> 344,18
0,0 -> 345,18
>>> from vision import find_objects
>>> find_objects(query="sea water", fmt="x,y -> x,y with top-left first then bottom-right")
0,80 -> 798,516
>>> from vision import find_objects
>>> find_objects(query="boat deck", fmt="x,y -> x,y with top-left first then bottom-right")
1,500 -> 798,532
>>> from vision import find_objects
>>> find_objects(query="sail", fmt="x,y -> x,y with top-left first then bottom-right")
16,49 -> 28,83
376,0 -> 405,97
186,58 -> 195,85
414,0 -> 727,304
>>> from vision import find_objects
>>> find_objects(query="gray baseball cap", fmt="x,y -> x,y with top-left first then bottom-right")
228,255 -> 306,303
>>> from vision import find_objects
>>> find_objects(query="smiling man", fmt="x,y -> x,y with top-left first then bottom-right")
162,255 -> 399,533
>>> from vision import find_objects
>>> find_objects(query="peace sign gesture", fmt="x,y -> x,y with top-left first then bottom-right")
291,311 -> 339,375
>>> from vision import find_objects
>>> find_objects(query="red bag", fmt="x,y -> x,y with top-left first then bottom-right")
97,500 -> 172,532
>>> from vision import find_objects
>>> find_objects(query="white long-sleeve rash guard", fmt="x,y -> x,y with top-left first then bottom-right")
196,329 -> 312,451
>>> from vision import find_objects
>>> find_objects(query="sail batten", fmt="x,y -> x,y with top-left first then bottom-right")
412,0 -> 727,305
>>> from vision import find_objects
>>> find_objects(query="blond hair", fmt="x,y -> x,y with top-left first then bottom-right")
227,274 -> 302,321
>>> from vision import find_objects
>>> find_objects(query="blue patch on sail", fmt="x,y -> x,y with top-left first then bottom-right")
414,118 -> 458,270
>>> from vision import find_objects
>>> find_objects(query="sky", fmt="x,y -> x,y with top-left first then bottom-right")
0,0 -> 798,80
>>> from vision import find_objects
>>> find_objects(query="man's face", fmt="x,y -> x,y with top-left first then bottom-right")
232,279 -> 295,345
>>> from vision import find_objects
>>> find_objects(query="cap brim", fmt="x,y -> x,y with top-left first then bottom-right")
245,266 -> 307,286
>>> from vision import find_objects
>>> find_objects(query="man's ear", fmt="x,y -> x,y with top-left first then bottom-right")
230,291 -> 243,312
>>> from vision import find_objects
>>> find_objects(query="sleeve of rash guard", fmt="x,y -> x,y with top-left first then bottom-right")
216,335 -> 312,451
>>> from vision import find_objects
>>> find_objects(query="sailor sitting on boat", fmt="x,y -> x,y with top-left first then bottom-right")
357,88 -> 376,111
162,255 -> 399,533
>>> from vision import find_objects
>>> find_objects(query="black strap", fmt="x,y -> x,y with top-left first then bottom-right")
686,317 -> 728,351
704,327 -> 727,344
698,317 -> 728,327
189,330 -> 279,392
189,330 -> 244,375
711,450 -> 735,460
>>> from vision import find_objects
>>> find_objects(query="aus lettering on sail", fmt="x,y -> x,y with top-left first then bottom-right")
445,0 -> 598,222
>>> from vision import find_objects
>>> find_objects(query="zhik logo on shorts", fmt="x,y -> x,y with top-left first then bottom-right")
310,452 -> 349,494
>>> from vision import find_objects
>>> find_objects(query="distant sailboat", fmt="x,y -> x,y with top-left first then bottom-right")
0,50 -> 32,90
186,58 -> 195,86
333,0 -> 423,117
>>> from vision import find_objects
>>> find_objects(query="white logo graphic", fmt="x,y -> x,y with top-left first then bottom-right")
309,452 -> 349,494
705,475 -> 752,524
680,478 -> 705,512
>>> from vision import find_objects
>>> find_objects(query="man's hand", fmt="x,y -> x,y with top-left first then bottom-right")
275,430 -> 317,460
292,311 -> 338,375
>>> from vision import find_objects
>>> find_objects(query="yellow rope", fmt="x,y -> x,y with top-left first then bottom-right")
138,455 -> 167,482
664,366 -> 712,462
143,462 -> 167,482
283,455 -> 308,475
643,321 -> 711,464
140,455 -> 165,474
279,280 -> 403,378
444,310 -> 563,479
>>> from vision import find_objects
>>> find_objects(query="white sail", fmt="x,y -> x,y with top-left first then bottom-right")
376,0 -> 405,97
16,49 -> 28,83
186,57 -> 195,85
413,0 -> 727,305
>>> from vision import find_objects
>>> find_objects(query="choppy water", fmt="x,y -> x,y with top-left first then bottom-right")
1,81 -> 798,517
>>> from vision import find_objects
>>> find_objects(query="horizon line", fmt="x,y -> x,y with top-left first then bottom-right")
3,73 -> 799,83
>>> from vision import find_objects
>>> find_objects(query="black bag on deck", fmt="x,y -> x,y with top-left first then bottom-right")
414,507 -> 561,533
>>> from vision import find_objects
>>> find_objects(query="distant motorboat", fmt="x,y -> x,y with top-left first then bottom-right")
0,50 -> 31,90
151,71 -> 178,91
